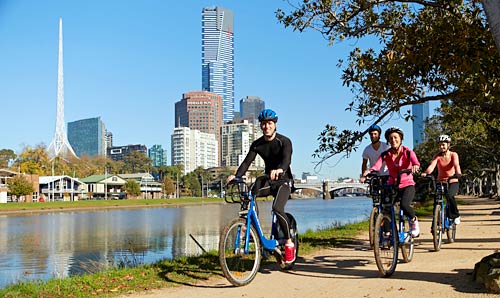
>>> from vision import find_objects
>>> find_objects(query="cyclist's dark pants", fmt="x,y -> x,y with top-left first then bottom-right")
252,176 -> 292,239
446,182 -> 460,219
397,185 -> 416,219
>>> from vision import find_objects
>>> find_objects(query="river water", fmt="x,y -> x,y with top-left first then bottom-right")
0,196 -> 371,288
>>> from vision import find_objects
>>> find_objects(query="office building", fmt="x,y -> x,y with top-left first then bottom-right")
171,127 -> 218,175
220,119 -> 263,168
174,91 -> 223,137
105,131 -> 113,148
149,145 -> 168,167
202,7 -> 234,122
240,96 -> 264,120
175,91 -> 223,161
67,117 -> 106,157
107,144 -> 147,162
412,102 -> 430,148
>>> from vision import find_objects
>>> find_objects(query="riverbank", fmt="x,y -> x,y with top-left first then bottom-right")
120,195 -> 500,298
0,197 -> 225,215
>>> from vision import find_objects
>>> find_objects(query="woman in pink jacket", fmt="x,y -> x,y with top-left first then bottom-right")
362,126 -> 421,237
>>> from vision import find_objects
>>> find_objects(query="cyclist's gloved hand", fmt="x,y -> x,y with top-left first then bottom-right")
226,175 -> 236,185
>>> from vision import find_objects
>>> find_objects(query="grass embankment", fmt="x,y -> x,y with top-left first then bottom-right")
0,221 -> 368,298
0,198 -> 224,213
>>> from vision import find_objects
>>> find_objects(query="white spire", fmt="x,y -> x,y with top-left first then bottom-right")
47,18 -> 78,159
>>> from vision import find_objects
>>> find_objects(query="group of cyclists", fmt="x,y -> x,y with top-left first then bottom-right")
359,124 -> 462,237
225,108 -> 462,266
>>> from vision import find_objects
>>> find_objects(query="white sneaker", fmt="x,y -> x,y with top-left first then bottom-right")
454,217 -> 461,225
411,217 -> 420,238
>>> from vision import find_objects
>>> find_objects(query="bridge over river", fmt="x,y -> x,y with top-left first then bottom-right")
294,181 -> 368,199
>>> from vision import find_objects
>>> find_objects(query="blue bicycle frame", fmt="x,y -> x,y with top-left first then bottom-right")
241,195 -> 279,253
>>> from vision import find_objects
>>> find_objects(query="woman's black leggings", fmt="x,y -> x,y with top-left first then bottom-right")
252,176 -> 292,239
397,185 -> 416,219
447,182 -> 460,219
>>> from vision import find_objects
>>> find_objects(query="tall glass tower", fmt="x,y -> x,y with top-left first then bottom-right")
202,7 -> 234,123
240,96 -> 265,120
68,117 -> 106,157
412,102 -> 430,148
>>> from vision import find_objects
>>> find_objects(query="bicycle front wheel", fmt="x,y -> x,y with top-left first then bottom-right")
369,206 -> 378,249
432,204 -> 444,251
373,213 -> 398,277
219,218 -> 261,286
400,218 -> 414,263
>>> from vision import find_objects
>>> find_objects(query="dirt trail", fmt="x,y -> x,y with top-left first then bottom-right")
121,196 -> 500,298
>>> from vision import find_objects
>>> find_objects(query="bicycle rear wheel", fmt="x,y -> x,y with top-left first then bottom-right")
400,218 -> 414,263
219,218 -> 261,286
369,206 -> 378,249
278,213 -> 299,270
432,204 -> 444,251
373,213 -> 398,277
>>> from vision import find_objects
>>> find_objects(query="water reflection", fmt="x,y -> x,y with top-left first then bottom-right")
0,197 -> 371,287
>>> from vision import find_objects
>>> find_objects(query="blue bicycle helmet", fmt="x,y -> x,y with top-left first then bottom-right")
368,124 -> 382,134
258,109 -> 278,122
384,126 -> 404,141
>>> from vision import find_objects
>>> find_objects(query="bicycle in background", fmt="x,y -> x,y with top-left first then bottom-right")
218,176 -> 299,286
424,174 -> 460,251
372,169 -> 415,277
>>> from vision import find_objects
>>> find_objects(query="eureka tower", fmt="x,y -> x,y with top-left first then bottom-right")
202,7 -> 234,122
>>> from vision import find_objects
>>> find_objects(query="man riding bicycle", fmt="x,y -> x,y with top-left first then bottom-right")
226,108 -> 296,264
360,124 -> 390,179
422,134 -> 462,224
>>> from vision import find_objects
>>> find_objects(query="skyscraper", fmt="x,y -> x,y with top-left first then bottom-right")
171,127 -> 218,174
175,91 -> 223,141
240,96 -> 265,120
412,102 -> 430,148
149,145 -> 168,167
202,7 -> 234,122
68,117 -> 106,157
175,91 -> 223,165
47,18 -> 77,159
220,120 -> 263,168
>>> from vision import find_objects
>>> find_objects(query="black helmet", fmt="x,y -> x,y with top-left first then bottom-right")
368,124 -> 382,134
385,126 -> 404,141
258,109 -> 278,122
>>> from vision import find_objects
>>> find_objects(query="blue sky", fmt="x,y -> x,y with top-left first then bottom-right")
0,0 -> 433,179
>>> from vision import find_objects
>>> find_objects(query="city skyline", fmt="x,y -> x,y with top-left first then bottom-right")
0,1 -> 435,179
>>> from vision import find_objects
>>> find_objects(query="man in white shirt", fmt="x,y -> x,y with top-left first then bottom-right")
361,124 -> 390,178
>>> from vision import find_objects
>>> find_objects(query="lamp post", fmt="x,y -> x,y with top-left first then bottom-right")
145,172 -> 148,199
51,159 -> 55,202
104,167 -> 107,200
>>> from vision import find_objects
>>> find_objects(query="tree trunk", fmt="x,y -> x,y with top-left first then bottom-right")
496,163 -> 500,198
482,1 -> 500,52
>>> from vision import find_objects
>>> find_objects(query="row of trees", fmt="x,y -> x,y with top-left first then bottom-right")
0,144 -> 236,198
277,0 -> 500,197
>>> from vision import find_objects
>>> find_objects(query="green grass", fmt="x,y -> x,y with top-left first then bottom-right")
0,197 -> 224,212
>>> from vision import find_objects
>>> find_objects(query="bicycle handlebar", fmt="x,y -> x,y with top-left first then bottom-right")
422,173 -> 461,184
